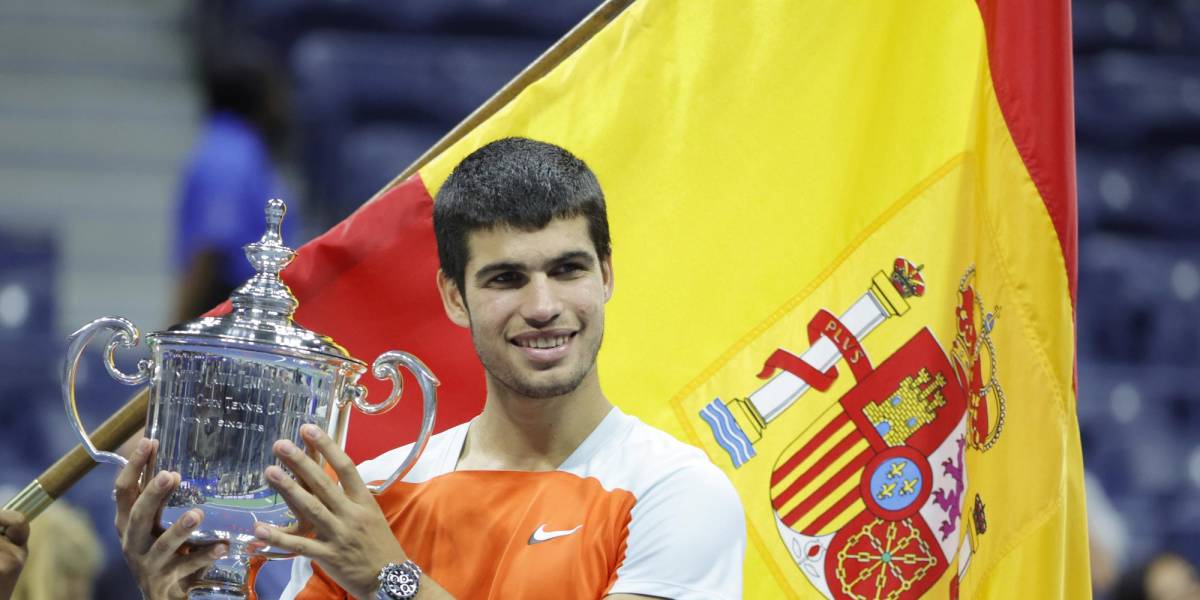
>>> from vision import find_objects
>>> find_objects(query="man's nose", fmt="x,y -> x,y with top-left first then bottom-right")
522,274 -> 562,325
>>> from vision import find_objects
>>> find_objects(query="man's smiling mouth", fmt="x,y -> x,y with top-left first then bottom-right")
510,331 -> 577,351
514,335 -> 571,349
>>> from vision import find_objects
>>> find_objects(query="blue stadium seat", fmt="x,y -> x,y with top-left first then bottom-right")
1072,0 -> 1200,53
400,0 -> 600,38
1072,0 -> 1159,52
1074,53 -> 1200,146
338,123 -> 446,213
201,0 -> 597,63
1077,236 -> 1200,365
1075,147 -> 1200,238
0,229 -> 56,339
289,32 -> 548,220
1110,494 -> 1167,563
1163,488 -> 1200,566
207,1 -> 424,57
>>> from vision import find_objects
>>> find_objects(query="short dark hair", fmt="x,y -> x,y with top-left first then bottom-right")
433,137 -> 612,292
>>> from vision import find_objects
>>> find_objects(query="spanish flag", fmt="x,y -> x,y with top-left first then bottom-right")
279,0 -> 1089,596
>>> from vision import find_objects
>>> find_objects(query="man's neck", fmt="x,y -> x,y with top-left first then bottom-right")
456,371 -> 613,472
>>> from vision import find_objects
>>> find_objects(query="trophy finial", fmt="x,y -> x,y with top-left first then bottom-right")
263,198 -> 286,245
231,199 -> 299,316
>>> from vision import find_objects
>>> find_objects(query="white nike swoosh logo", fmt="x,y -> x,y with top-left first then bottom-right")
528,524 -> 582,544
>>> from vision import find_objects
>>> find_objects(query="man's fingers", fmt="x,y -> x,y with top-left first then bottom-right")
252,524 -> 329,563
113,438 -> 155,533
263,464 -> 338,535
0,511 -> 29,546
273,438 -> 349,513
167,542 -> 227,582
299,424 -> 370,503
0,536 -> 26,563
124,470 -> 178,555
146,509 -> 204,561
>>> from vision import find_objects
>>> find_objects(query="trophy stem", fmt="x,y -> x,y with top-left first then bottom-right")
188,543 -> 251,600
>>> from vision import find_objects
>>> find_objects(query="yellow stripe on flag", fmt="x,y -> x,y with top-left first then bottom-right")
770,433 -> 863,515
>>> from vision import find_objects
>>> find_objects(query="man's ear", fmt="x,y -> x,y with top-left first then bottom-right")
601,255 -> 614,303
436,269 -> 471,328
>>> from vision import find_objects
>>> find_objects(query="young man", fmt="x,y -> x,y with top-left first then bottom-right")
116,138 -> 745,599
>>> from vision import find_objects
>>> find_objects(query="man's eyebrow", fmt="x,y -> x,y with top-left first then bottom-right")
548,250 -> 595,267
472,251 -> 595,283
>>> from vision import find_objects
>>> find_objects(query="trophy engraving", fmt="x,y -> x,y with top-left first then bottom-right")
62,199 -> 438,599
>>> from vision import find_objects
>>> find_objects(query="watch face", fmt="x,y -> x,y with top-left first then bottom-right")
379,562 -> 421,600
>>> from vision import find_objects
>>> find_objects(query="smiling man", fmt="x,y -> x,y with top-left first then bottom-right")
116,137 -> 745,599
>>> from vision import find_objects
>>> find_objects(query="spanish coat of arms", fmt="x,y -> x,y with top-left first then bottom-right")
701,259 -> 1003,599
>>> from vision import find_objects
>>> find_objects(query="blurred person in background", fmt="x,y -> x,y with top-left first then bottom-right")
1088,471 -> 1133,596
174,39 -> 298,323
0,501 -> 102,600
0,511 -> 28,600
1114,553 -> 1200,600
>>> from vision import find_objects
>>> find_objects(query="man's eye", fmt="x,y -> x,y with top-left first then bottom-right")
490,272 -> 521,285
552,263 -> 585,277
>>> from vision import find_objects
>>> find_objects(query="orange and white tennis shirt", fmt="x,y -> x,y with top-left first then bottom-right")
281,407 -> 745,599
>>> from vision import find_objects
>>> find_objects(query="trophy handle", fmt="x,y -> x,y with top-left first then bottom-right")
352,351 -> 439,493
62,316 -> 153,468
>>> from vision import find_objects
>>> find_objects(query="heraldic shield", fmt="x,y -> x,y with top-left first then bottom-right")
770,328 -> 969,600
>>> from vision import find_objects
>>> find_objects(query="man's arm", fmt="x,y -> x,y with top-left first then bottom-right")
254,424 -> 456,599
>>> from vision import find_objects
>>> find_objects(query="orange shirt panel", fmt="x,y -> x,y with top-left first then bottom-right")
296,470 -> 636,600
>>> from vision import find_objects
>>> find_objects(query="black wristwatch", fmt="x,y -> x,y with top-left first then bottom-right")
375,560 -> 422,600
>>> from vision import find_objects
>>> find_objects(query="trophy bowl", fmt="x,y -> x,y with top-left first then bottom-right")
61,199 -> 437,599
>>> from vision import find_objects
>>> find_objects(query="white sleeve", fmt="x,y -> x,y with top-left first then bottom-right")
608,461 -> 746,599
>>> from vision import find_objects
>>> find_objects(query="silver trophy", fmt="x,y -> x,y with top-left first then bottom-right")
62,199 -> 438,599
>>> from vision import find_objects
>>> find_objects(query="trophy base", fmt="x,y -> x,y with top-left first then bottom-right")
188,546 -> 251,600
189,587 -> 246,600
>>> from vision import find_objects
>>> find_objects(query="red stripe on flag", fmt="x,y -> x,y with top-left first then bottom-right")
781,449 -> 871,528
207,175 -> 487,462
772,434 -> 863,511
770,412 -> 850,487
802,485 -> 865,535
975,0 -> 1077,305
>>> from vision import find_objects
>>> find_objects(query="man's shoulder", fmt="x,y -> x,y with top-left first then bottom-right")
571,410 -> 732,501
355,421 -> 469,485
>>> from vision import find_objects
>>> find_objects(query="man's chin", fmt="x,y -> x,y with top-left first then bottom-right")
503,372 -> 587,400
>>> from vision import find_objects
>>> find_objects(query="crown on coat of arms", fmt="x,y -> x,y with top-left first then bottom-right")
889,258 -> 926,299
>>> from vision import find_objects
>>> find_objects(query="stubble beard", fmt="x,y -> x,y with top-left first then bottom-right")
473,324 -> 604,400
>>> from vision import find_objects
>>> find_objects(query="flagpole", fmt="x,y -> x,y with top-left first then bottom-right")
3,390 -> 148,519
370,0 -> 637,200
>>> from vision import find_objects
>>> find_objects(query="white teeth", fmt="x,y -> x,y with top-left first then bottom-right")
518,335 -> 568,349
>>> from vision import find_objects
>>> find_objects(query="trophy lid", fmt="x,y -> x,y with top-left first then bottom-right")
158,199 -> 364,367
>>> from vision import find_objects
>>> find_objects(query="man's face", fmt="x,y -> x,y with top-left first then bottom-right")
438,216 -> 613,399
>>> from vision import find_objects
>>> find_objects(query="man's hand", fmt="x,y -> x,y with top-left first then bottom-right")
252,424 -> 408,599
114,438 -> 227,600
0,509 -> 29,600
